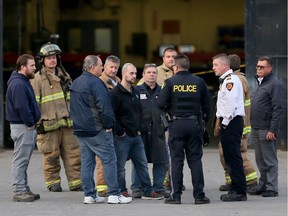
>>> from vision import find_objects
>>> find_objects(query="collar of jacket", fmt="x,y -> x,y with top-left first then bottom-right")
160,64 -> 172,73
175,71 -> 191,75
254,72 -> 273,84
117,83 -> 135,94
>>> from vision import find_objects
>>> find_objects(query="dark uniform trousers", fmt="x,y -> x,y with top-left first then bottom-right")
168,118 -> 205,200
220,116 -> 246,194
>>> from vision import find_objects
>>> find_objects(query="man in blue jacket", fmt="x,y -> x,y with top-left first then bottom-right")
250,56 -> 284,197
6,54 -> 41,202
70,55 -> 132,204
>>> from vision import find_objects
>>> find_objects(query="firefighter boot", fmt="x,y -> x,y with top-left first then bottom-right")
48,183 -> 62,192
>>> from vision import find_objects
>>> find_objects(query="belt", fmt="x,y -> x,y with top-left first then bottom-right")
172,115 -> 198,120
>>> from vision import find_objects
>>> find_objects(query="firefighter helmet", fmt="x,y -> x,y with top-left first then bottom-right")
39,42 -> 61,57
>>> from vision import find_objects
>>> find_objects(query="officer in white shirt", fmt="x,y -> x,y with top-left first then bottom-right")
213,53 -> 247,202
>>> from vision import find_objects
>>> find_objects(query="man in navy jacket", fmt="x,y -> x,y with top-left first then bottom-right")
6,54 -> 41,202
70,55 -> 132,204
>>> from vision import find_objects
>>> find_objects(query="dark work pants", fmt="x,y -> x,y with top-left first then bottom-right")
168,119 -> 205,200
220,116 -> 246,194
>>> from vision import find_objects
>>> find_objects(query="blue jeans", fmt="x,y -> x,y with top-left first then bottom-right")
131,162 -> 166,192
114,135 -> 152,196
10,124 -> 37,195
77,130 -> 120,198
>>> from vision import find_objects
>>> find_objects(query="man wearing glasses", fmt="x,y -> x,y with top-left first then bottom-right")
250,56 -> 284,197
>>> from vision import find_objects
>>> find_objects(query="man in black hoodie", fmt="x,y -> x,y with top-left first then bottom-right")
6,54 -> 41,202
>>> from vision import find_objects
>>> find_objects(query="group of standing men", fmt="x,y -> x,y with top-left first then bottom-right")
5,42 -> 283,205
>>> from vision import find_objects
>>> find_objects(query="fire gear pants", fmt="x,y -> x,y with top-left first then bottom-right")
36,127 -> 82,190
95,156 -> 108,192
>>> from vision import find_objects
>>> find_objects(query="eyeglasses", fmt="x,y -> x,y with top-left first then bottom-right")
144,63 -> 156,68
256,65 -> 270,70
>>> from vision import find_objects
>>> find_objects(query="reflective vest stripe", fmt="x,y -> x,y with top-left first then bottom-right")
44,119 -> 73,132
35,92 -> 70,104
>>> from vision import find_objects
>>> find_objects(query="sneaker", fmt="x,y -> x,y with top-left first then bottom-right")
121,191 -> 131,197
107,194 -> 132,204
70,184 -> 83,191
13,193 -> 35,202
26,191 -> 40,200
262,190 -> 278,197
48,184 -> 62,192
141,191 -> 164,200
164,197 -> 181,204
84,195 -> 105,204
132,190 -> 142,198
195,196 -> 210,205
219,184 -> 231,191
220,192 -> 247,202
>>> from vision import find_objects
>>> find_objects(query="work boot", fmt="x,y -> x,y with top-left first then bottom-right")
164,196 -> 181,204
219,184 -> 231,191
70,184 -> 83,191
220,192 -> 247,202
247,183 -> 259,195
26,191 -> 40,200
262,190 -> 278,197
13,193 -> 35,202
48,183 -> 62,192
195,196 -> 210,205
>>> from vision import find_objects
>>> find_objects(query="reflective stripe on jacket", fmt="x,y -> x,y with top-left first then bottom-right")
30,67 -> 73,131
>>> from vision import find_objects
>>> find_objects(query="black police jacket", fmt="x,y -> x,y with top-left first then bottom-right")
157,71 -> 210,124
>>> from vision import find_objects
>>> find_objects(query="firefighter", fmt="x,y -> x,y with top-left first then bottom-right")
30,43 -> 82,192
214,54 -> 258,193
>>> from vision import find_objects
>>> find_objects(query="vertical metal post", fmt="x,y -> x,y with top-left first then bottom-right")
0,0 -> 4,149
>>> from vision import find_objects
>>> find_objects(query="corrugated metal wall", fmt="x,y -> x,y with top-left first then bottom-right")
245,0 -> 287,149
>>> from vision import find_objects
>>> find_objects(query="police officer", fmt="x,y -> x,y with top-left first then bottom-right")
157,54 -> 210,205
212,53 -> 247,201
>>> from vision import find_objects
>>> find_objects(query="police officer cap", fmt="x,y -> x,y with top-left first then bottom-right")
39,42 -> 61,57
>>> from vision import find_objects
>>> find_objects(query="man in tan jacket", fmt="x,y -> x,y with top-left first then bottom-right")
31,43 -> 82,192
96,55 -> 121,196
